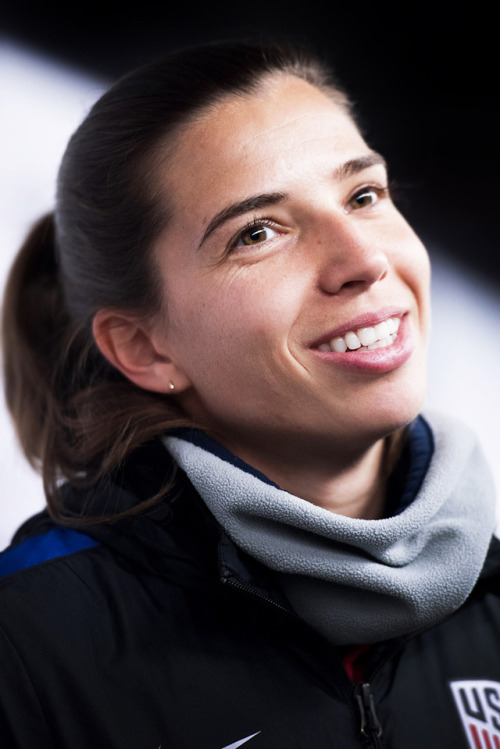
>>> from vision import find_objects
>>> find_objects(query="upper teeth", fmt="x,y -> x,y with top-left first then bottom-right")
318,316 -> 401,353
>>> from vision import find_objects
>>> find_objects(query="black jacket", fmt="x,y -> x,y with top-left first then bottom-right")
1,439 -> 500,749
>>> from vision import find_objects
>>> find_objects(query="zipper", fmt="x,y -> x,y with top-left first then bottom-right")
350,619 -> 457,747
222,556 -> 461,749
222,573 -> 299,619
225,574 -> 387,746
224,574 -> 387,743
355,683 -> 383,746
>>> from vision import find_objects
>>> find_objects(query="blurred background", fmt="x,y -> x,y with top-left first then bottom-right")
1,3 -> 498,548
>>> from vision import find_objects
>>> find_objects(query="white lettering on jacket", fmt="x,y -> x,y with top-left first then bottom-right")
450,680 -> 500,748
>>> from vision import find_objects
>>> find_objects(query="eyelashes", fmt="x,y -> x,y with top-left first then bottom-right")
346,184 -> 390,211
230,219 -> 281,250
226,181 -> 392,254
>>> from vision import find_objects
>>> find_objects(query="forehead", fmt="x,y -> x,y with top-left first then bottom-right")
163,75 -> 370,227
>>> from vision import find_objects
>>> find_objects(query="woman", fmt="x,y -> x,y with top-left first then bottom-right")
0,39 -> 498,749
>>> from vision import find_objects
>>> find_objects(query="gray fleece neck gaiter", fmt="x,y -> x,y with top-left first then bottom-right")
163,411 -> 497,645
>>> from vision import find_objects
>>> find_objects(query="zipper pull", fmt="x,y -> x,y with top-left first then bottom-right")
355,682 -> 383,738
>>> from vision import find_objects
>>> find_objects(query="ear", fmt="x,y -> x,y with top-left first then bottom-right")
92,309 -> 192,395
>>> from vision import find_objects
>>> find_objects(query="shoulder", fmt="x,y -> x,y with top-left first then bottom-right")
0,523 -> 100,582
0,473 -> 219,630
0,522 -> 110,635
0,523 -> 123,749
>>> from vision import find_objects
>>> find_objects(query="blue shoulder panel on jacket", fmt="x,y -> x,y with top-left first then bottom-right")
0,527 -> 99,579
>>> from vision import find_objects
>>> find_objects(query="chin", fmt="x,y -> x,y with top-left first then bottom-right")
365,385 -> 427,442
339,362 -> 427,442
373,348 -> 428,428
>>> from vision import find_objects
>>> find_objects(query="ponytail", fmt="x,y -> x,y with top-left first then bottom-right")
1,213 -> 189,523
2,213 -> 64,468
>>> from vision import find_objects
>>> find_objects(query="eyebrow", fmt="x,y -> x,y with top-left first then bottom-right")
334,152 -> 387,181
199,151 -> 387,246
200,192 -> 287,246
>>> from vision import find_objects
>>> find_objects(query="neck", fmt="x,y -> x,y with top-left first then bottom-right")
215,432 -> 400,520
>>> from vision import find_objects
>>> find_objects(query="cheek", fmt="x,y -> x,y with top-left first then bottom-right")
164,274 -> 287,374
179,267 -> 301,340
393,223 -> 431,310
403,245 -> 432,355
411,242 -> 432,323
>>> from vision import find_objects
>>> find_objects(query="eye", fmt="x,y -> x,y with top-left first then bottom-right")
347,185 -> 388,211
234,222 -> 279,247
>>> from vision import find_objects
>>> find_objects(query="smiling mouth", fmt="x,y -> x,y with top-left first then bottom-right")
316,316 -> 401,353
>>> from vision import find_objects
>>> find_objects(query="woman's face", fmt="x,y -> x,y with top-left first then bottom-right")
152,75 -> 431,465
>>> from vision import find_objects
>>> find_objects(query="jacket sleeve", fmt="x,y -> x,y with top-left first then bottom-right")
0,624 -> 55,748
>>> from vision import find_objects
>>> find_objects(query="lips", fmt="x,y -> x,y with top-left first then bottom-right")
312,308 -> 407,349
317,316 -> 401,353
311,310 -> 414,373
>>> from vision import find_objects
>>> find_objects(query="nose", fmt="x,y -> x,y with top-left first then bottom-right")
316,216 -> 389,296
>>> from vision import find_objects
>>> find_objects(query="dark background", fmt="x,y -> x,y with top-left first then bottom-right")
2,3 -> 497,286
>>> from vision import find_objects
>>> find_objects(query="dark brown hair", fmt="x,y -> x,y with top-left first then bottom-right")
1,38 -> 351,523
